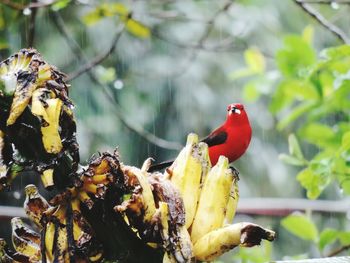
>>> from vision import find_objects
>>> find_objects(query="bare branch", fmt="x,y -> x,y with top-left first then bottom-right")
28,0 -> 38,47
327,244 -> 350,257
66,24 -> 125,82
0,0 -> 24,10
50,12 -> 182,151
152,30 -> 246,53
0,0 -> 61,10
298,0 -> 350,4
295,0 -> 350,44
158,0 -> 235,78
100,84 -> 183,151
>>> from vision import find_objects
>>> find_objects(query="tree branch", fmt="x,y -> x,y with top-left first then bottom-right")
298,0 -> 350,4
0,0 -> 61,10
28,0 -> 38,47
50,12 -> 182,151
327,244 -> 350,257
66,24 -> 125,82
158,0 -> 235,78
295,0 -> 350,44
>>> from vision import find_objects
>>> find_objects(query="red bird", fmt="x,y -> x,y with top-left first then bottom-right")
202,103 -> 252,165
149,103 -> 252,171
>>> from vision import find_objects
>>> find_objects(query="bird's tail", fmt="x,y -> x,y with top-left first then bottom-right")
148,160 -> 174,172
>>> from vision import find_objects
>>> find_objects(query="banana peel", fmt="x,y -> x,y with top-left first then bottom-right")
193,222 -> 276,261
190,156 -> 234,243
11,217 -> 41,262
40,98 -> 63,154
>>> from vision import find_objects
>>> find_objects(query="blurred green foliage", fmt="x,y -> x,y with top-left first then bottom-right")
1,0 -> 350,262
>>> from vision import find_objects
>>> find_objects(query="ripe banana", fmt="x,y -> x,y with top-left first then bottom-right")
148,172 -> 193,263
224,170 -> 239,225
193,222 -> 276,261
190,155 -> 234,243
11,217 -> 41,262
117,165 -> 156,223
24,184 -> 51,229
0,237 -> 31,263
167,133 -> 210,228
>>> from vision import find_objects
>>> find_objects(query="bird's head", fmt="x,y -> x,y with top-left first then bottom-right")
226,103 -> 250,125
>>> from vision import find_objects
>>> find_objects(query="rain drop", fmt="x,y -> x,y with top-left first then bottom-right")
23,8 -> 32,16
331,1 -> 340,9
113,79 -> 124,90
13,191 -> 21,199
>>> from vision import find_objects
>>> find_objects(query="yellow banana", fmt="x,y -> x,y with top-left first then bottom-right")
148,173 -> 193,263
118,165 -> 156,223
44,205 -> 70,263
41,98 -> 63,154
0,237 -> 31,263
168,133 -> 204,228
11,217 -> 41,262
190,156 -> 234,243
193,222 -> 276,261
0,49 -> 34,95
24,184 -> 51,228
41,169 -> 55,189
224,171 -> 239,225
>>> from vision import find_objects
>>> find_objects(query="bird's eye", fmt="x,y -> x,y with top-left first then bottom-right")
231,108 -> 241,114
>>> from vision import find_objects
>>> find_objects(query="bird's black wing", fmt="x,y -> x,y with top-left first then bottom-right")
201,130 -> 227,147
149,131 -> 228,172
148,160 -> 174,172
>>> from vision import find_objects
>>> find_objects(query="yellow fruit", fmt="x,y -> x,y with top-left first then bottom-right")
224,172 -> 239,225
190,156 -> 234,243
168,133 -> 204,228
11,217 -> 41,262
193,222 -> 276,261
41,98 -> 63,154
41,169 -> 54,189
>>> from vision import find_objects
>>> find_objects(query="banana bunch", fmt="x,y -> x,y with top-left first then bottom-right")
115,160 -> 193,263
163,133 -> 276,262
3,184 -> 104,263
0,49 -> 79,190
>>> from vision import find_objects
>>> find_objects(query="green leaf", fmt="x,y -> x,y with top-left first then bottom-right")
95,66 -> 116,84
82,8 -> 103,25
126,19 -> 150,38
339,232 -> 350,245
277,101 -> 317,130
302,25 -> 314,45
276,35 -> 316,78
51,0 -> 71,11
281,214 -> 318,242
244,47 -> 265,74
297,167 -> 330,199
81,3 -> 129,25
0,7 -> 5,30
321,45 -> 350,60
319,228 -> 339,250
340,131 -> 350,153
288,134 -> 304,160
229,68 -> 255,80
243,82 -> 260,102
279,154 -> 307,166
299,123 -> 336,148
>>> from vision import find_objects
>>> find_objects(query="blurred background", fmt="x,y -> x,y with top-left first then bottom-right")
1,0 -> 350,262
